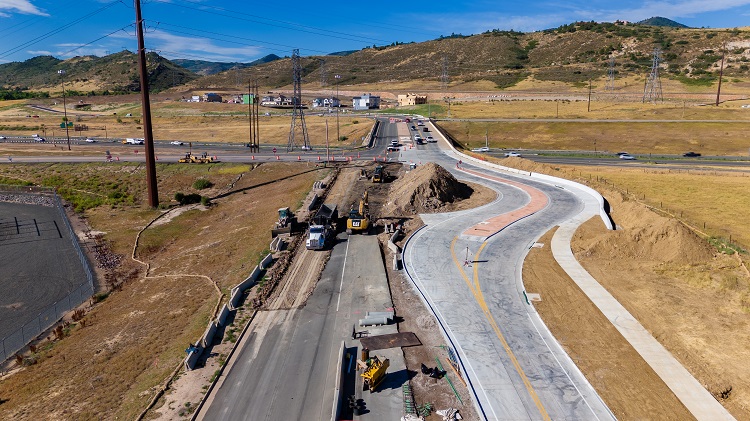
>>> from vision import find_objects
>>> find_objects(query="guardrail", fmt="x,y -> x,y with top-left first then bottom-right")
0,189 -> 95,362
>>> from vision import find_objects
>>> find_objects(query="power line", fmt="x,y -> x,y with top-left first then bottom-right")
0,1 -> 124,60
152,0 -> 392,46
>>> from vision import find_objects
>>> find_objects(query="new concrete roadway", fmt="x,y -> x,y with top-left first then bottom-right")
399,125 -> 615,420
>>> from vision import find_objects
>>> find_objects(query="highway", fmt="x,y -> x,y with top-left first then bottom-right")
399,123 -> 615,420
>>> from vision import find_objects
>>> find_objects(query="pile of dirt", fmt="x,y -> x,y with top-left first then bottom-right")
384,162 -> 473,215
574,192 -> 715,265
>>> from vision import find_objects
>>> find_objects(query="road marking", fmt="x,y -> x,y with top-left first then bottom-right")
335,236 -> 350,312
451,237 -> 552,421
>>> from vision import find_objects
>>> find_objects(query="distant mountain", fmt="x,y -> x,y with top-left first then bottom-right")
0,51 -> 197,93
637,17 -> 689,28
172,54 -> 281,76
328,50 -> 357,57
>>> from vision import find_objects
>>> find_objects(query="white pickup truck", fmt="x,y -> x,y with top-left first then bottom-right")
124,138 -> 144,145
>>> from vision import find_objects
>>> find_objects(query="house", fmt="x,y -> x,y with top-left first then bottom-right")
397,93 -> 427,106
312,97 -> 341,108
203,93 -> 222,102
352,93 -> 380,110
261,94 -> 294,108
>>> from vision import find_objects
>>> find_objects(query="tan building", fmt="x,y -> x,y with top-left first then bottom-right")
397,93 -> 427,106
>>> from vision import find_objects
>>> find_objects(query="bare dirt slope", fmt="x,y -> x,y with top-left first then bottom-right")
384,162 -> 474,216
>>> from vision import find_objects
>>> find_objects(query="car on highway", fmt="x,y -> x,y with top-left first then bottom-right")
170,140 -> 184,146
414,135 -> 422,142
426,135 -> 435,142
85,138 -> 97,143
411,125 -> 416,130
472,146 -> 489,152
0,136 -> 6,140
36,137 -> 46,142
683,151 -> 701,157
504,151 -> 521,157
387,145 -> 399,152
619,153 -> 636,160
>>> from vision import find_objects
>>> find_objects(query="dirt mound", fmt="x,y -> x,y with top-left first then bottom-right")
384,162 -> 473,215
575,193 -> 715,265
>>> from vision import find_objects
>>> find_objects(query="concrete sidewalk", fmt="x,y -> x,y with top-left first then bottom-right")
551,185 -> 735,421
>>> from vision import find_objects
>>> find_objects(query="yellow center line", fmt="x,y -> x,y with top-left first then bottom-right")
450,236 -> 551,421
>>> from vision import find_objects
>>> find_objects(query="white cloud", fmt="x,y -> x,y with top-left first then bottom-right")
110,29 -> 263,62
0,0 -> 48,16
573,0 -> 750,22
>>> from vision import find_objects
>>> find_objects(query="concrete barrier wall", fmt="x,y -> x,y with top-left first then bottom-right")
217,304 -> 231,326
331,341 -> 347,421
201,321 -> 218,348
270,236 -> 282,252
260,254 -> 274,270
184,253 -> 275,370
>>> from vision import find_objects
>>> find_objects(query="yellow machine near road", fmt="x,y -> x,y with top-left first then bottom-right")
346,190 -> 370,234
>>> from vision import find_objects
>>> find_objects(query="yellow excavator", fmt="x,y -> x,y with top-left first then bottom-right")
346,190 -> 370,235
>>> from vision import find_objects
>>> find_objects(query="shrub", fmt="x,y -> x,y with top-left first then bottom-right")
174,192 -> 202,205
200,196 -> 211,206
193,178 -> 213,189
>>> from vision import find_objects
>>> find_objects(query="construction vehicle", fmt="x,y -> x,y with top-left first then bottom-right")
271,207 -> 299,238
306,203 -> 338,250
346,191 -> 370,235
360,355 -> 390,392
372,165 -> 386,183
178,152 -> 216,163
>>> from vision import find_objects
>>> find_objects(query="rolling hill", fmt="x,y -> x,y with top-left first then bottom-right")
0,51 -> 197,94
1,20 -> 749,94
188,21 -> 750,91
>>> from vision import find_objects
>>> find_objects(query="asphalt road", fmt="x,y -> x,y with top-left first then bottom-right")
399,124 -> 615,420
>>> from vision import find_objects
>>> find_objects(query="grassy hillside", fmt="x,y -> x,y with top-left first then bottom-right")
190,23 -> 750,91
0,51 -> 197,94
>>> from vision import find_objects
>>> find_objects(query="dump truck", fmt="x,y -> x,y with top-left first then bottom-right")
305,225 -> 328,250
306,203 -> 338,250
346,191 -> 370,235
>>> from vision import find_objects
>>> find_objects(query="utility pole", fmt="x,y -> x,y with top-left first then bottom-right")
587,78 -> 592,112
335,74 -> 341,143
441,56 -> 449,91
716,43 -> 726,106
134,0 -> 159,207
57,70 -> 71,151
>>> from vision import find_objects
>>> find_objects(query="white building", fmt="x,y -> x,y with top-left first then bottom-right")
352,93 -> 380,110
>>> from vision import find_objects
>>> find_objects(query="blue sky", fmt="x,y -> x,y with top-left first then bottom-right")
1,0 -> 749,64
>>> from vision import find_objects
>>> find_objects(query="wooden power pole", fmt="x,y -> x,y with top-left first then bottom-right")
134,0 -> 159,207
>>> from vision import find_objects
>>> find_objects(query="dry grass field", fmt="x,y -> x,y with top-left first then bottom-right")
0,98 -> 374,147
443,120 -> 750,155
0,162 -> 324,420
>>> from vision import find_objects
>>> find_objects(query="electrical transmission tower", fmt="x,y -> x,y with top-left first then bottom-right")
319,59 -> 327,87
287,49 -> 310,152
605,56 -> 615,92
642,48 -> 663,103
441,56 -> 449,91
